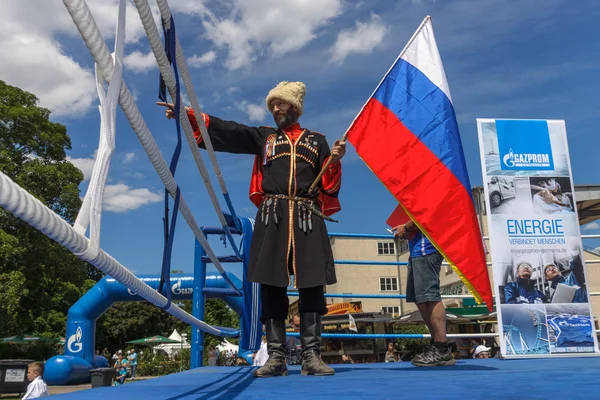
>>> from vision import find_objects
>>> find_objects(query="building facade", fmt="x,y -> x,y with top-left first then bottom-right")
326,187 -> 600,325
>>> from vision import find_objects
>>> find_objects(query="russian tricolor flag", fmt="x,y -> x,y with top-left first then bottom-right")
346,16 -> 493,310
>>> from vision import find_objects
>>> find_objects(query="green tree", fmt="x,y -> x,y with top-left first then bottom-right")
390,324 -> 430,357
96,301 -> 190,352
96,298 -> 240,362
201,299 -> 240,351
0,80 -> 100,339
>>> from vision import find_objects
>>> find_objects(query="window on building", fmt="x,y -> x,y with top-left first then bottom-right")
379,277 -> 398,291
397,240 -> 409,254
377,242 -> 395,255
381,306 -> 400,315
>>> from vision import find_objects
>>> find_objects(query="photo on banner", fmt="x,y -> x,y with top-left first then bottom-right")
477,118 -> 599,358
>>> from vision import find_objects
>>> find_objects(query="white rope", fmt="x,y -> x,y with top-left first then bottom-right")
0,172 -> 236,337
73,0 -> 126,262
132,0 -> 240,252
437,333 -> 499,339
62,0 -> 239,293
154,0 -> 228,195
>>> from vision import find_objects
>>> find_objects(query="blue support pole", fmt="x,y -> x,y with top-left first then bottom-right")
191,237 -> 207,369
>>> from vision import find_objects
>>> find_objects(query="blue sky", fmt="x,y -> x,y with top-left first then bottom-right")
2,0 -> 600,280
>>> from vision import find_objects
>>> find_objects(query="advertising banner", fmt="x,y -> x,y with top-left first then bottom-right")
326,301 -> 363,316
477,119 -> 599,357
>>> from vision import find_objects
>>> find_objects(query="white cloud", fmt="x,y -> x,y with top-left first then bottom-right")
123,152 -> 136,164
201,0 -> 342,70
103,184 -> 162,213
0,0 -> 208,118
0,32 -> 96,118
237,101 -> 267,122
582,221 -> 600,232
188,51 -> 217,68
181,92 -> 191,107
0,0 -> 156,118
124,51 -> 156,73
67,155 -> 96,181
330,14 -> 388,64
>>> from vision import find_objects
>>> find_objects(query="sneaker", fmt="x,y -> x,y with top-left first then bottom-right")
411,345 -> 456,367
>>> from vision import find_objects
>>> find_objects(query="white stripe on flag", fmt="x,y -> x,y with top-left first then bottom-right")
400,17 -> 453,104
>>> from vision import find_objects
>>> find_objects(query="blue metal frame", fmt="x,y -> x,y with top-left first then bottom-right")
191,237 -> 207,368
190,216 -> 261,369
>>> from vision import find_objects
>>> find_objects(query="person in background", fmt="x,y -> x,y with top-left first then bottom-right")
287,313 -> 302,365
341,354 -> 354,364
393,221 -> 455,367
253,336 -> 269,367
128,349 -> 138,379
207,346 -> 218,366
384,343 -> 396,363
22,362 -> 48,399
473,345 -> 492,359
113,352 -> 128,385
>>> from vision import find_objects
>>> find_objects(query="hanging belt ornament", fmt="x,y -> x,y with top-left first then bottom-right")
261,194 -> 338,231
264,198 -> 272,226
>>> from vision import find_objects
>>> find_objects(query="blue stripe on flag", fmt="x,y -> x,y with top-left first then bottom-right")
373,59 -> 471,195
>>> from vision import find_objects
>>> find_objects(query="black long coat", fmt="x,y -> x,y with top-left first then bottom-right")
197,115 -> 341,288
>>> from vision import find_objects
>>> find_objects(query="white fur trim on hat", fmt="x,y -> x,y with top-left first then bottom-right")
266,81 -> 306,117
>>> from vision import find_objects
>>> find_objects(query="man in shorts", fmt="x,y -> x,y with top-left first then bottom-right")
393,221 -> 456,367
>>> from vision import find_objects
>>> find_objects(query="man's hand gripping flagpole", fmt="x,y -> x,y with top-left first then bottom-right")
308,138 -> 347,196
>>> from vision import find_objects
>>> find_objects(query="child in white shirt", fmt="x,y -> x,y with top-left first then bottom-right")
22,362 -> 49,399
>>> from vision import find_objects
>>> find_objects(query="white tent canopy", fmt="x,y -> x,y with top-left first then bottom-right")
216,339 -> 238,353
153,329 -> 190,356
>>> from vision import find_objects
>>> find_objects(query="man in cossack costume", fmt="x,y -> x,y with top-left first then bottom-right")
159,81 -> 345,377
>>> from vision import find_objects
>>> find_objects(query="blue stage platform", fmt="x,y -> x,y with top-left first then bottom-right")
51,357 -> 599,399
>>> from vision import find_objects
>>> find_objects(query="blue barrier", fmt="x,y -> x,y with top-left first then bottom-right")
45,272 -> 242,385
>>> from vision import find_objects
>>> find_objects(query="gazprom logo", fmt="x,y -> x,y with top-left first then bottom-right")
496,120 -> 554,171
502,148 -> 551,168
172,279 -> 192,295
559,320 -> 587,327
67,326 -> 83,353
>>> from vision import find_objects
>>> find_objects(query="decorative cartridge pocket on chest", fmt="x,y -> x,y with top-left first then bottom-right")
265,134 -> 291,163
296,136 -> 319,168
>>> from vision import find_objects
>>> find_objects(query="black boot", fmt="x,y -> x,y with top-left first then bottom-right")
253,319 -> 288,378
300,312 -> 334,376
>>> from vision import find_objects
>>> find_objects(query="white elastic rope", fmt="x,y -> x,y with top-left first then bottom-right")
73,0 -> 126,262
133,0 -> 239,245
0,172 -> 237,337
61,0 -> 239,292
155,0 -> 228,194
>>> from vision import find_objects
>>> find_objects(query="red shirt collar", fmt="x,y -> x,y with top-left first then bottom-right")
282,123 -> 303,141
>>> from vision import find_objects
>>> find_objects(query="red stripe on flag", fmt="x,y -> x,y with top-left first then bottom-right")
348,98 -> 492,309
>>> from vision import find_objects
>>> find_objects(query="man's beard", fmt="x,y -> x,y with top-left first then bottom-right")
274,107 -> 298,129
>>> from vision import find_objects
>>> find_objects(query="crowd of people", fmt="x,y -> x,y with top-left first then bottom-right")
206,347 -> 249,367
108,349 -> 138,385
